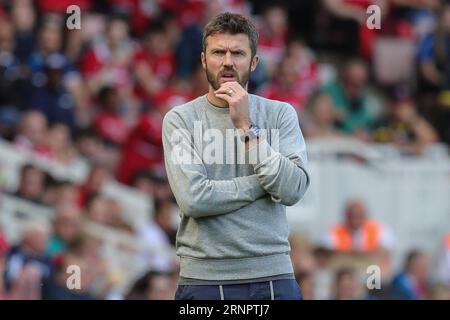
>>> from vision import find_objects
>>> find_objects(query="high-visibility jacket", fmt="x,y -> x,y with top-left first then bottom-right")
330,220 -> 382,252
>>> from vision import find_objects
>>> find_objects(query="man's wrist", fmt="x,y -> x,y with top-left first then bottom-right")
235,120 -> 252,131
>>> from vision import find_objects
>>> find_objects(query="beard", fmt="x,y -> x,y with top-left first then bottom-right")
205,62 -> 251,90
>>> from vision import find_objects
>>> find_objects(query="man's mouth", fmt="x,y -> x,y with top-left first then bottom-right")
219,72 -> 237,82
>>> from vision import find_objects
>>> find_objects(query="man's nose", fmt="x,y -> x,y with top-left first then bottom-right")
223,51 -> 233,67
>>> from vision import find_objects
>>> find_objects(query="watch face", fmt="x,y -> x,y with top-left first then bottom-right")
251,125 -> 261,137
240,124 -> 260,142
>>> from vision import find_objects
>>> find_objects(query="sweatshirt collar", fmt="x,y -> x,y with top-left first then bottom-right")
202,94 -> 230,114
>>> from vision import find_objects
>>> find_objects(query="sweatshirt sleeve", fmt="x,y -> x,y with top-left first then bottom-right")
248,103 -> 310,206
162,110 -> 267,219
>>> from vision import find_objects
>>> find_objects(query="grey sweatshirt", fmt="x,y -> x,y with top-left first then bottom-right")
162,94 -> 310,282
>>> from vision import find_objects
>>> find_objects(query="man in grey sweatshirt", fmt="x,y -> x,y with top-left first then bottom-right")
162,12 -> 310,300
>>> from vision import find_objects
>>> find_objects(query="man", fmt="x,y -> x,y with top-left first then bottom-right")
323,199 -> 395,253
391,250 -> 430,300
323,59 -> 379,137
162,13 -> 310,300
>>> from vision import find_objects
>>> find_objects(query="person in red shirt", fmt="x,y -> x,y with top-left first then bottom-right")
76,165 -> 111,208
93,86 -> 129,147
117,87 -> 190,184
133,19 -> 177,104
258,56 -> 308,113
80,15 -> 135,93
259,38 -> 320,113
257,4 -> 289,77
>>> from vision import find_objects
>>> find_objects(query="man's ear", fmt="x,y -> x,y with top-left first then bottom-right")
250,54 -> 259,72
201,52 -> 206,69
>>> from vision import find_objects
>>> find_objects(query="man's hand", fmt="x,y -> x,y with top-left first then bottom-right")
214,81 -> 251,131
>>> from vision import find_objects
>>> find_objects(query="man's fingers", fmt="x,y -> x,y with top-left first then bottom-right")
214,93 -> 233,103
215,81 -> 244,94
214,88 -> 234,95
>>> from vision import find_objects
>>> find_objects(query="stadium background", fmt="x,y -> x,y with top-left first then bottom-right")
0,0 -> 449,300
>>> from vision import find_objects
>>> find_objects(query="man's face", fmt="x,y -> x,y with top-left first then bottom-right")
201,32 -> 258,91
345,201 -> 367,231
344,63 -> 368,98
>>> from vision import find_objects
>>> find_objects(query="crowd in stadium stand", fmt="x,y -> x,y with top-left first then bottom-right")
0,0 -> 450,299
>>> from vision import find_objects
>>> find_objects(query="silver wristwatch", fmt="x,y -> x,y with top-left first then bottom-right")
240,123 -> 261,142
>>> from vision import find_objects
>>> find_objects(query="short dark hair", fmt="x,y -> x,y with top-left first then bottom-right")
405,249 -> 423,271
203,12 -> 259,58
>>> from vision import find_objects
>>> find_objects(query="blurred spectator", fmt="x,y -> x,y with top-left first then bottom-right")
289,233 -> 317,275
322,0 -> 388,60
84,194 -> 131,233
116,102 -> 167,184
12,164 -> 47,205
0,18 -> 23,139
154,198 -> 177,246
43,180 -> 79,208
372,96 -> 438,155
54,182 -> 79,208
365,247 -> 395,300
29,53 -> 76,130
107,198 -> 134,233
10,0 -> 36,63
67,234 -> 112,298
258,56 -> 309,112
138,198 -> 177,271
323,58 -> 381,138
77,165 -> 110,208
117,81 -> 190,184
384,1 -> 438,43
437,233 -> 450,288
93,86 -> 129,147
312,246 -> 334,300
80,14 -> 135,93
14,110 -> 52,157
323,199 -> 395,253
285,38 -> 320,101
0,228 -> 9,256
417,3 -> 450,144
75,129 -> 118,171
296,271 -> 315,300
176,0 -> 229,79
391,249 -> 430,300
27,14 -> 89,122
3,221 -> 52,296
86,194 -> 112,226
133,19 -> 176,103
302,91 -> 345,139
125,270 -> 177,300
28,17 -> 70,75
189,64 -> 210,98
46,204 -> 82,258
257,4 -> 289,77
46,122 -> 79,164
332,267 -> 362,300
0,228 -> 8,299
41,252 -> 95,300
131,169 -> 174,202
418,3 -> 450,95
